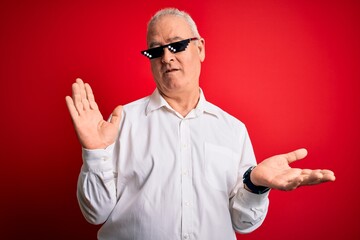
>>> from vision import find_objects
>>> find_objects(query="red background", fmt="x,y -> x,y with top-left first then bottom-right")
1,0 -> 359,239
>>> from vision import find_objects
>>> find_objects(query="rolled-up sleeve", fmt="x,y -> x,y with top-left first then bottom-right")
230,186 -> 270,233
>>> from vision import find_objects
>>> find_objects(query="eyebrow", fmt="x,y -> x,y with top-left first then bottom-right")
148,36 -> 184,48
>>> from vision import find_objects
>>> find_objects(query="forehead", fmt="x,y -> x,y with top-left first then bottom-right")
147,15 -> 193,45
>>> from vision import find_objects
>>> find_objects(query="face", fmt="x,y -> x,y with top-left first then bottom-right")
146,15 -> 205,97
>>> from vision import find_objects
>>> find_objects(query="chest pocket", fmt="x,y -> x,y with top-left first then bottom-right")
204,142 -> 239,194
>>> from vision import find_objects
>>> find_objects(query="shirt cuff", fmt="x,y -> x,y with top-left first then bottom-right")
236,185 -> 270,208
81,143 -> 115,172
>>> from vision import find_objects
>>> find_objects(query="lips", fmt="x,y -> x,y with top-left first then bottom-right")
164,68 -> 178,73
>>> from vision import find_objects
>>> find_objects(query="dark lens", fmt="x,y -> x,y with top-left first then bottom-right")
141,46 -> 164,59
168,39 -> 190,53
141,39 -> 192,59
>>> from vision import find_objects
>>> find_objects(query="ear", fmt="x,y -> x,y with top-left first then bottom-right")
198,38 -> 205,62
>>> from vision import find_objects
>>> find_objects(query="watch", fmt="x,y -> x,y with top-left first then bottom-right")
243,166 -> 270,194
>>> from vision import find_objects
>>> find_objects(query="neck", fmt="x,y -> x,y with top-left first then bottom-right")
160,87 -> 200,117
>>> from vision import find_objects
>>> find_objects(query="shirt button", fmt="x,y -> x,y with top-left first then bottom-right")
183,233 -> 189,239
101,157 -> 107,161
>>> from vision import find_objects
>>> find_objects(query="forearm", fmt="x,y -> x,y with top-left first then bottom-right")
77,144 -> 117,225
230,185 -> 270,233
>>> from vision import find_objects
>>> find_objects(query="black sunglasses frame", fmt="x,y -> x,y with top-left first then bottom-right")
141,37 -> 198,59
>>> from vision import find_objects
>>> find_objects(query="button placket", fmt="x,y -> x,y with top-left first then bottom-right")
179,119 -> 193,239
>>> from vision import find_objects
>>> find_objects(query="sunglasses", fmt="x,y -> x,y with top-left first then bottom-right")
141,37 -> 198,59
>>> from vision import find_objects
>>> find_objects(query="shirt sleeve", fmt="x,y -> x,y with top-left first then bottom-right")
77,143 -> 117,225
229,126 -> 270,233
230,185 -> 270,233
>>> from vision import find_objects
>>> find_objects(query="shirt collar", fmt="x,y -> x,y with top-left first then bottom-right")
146,88 -> 219,118
145,88 -> 171,115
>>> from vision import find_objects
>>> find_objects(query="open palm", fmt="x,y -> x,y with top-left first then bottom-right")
65,78 -> 122,149
251,149 -> 336,191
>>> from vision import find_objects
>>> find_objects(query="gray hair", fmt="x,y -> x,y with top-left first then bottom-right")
147,8 -> 201,38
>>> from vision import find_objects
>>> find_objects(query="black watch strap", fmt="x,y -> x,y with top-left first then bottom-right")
242,166 -> 270,194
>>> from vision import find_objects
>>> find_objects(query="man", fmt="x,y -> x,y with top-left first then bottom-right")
65,8 -> 335,240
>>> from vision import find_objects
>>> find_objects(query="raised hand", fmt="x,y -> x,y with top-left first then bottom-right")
65,78 -> 122,149
251,149 -> 336,191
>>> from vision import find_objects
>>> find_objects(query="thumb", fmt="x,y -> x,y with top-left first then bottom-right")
109,105 -> 123,126
286,148 -> 308,164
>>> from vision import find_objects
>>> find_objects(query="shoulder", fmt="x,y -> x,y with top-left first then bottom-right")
123,95 -> 150,109
123,96 -> 150,112
203,100 -> 251,149
120,95 -> 151,120
205,101 -> 246,129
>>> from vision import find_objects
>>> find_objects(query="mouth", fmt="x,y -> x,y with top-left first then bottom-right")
164,68 -> 179,74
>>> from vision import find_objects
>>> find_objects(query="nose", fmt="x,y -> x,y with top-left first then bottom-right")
161,47 -> 175,64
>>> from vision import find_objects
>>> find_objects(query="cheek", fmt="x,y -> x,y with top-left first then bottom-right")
150,62 -> 160,76
183,57 -> 201,76
150,62 -> 164,85
183,50 -> 201,72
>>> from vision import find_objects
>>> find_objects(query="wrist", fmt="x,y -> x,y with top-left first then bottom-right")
243,166 -> 270,194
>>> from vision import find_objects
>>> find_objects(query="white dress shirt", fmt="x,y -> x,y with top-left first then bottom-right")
77,88 -> 269,240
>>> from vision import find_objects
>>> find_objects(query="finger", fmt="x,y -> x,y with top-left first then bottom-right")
72,82 -> 84,114
306,170 -> 323,185
82,96 -> 91,111
76,78 -> 86,99
301,169 -> 312,175
109,105 -> 123,127
84,83 -> 98,110
302,169 -> 331,185
296,169 -> 336,187
321,169 -> 336,182
65,96 -> 79,119
285,148 -> 308,164
304,169 -> 335,183
76,78 -> 91,111
76,78 -> 84,84
321,169 -> 335,175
